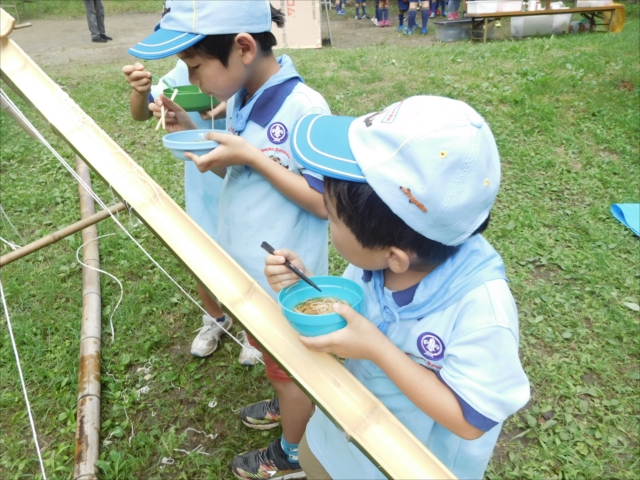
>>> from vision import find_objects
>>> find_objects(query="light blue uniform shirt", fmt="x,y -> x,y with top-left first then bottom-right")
219,55 -> 330,298
151,60 -> 224,241
306,235 -> 530,479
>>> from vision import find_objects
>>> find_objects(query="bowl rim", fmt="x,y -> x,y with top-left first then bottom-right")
278,276 -> 363,319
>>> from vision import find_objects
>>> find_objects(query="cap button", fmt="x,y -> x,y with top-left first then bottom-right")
467,110 -> 484,129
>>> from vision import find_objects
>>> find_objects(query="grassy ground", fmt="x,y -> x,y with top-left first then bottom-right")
1,4 -> 639,480
10,0 -> 162,20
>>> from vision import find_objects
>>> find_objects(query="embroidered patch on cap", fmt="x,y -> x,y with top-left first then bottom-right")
267,122 -> 288,145
417,332 -> 445,361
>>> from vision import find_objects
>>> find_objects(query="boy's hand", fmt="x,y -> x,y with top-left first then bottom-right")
198,100 -> 227,122
264,249 -> 311,293
299,303 -> 387,361
122,63 -> 152,95
184,132 -> 263,172
150,95 -> 198,132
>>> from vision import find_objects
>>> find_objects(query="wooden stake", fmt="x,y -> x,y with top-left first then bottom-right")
73,157 -> 101,480
0,202 -> 126,267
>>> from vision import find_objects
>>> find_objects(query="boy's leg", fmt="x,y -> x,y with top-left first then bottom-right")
299,433 -> 332,480
406,1 -> 418,33
191,283 -> 232,357
421,1 -> 430,33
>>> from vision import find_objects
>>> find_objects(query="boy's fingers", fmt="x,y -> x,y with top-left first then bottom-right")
332,303 -> 358,322
299,334 -> 333,353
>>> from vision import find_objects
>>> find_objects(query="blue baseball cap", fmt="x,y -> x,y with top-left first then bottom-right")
128,0 -> 273,60
291,96 -> 501,246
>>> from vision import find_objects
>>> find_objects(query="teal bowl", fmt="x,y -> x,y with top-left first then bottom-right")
278,276 -> 364,337
162,129 -> 229,161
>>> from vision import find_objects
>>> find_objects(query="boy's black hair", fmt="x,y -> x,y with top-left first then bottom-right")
185,5 -> 285,67
325,178 -> 490,267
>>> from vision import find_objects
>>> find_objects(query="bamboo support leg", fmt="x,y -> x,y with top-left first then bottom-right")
73,158 -> 101,480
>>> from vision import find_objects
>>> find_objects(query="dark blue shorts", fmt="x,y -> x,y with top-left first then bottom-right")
398,0 -> 410,11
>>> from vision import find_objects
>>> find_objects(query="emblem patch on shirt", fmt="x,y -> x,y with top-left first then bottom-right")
417,332 -> 445,361
267,122 -> 288,144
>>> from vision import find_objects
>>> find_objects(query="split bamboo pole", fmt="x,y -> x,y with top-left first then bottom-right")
0,8 -> 455,478
73,157 -> 101,480
0,202 -> 125,267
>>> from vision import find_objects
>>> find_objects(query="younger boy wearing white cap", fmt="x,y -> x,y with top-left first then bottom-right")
128,2 -> 330,478
264,96 -> 530,479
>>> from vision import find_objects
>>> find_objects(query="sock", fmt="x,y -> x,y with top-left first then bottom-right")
281,436 -> 299,464
399,13 -> 404,26
363,6 -> 367,15
422,9 -> 429,28
215,314 -> 226,323
408,10 -> 417,29
356,6 -> 360,15
375,5 -> 379,20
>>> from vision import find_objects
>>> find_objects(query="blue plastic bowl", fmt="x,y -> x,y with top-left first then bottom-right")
162,129 -> 229,161
278,276 -> 364,337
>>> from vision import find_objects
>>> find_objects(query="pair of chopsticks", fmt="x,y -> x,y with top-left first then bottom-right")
155,88 -> 178,131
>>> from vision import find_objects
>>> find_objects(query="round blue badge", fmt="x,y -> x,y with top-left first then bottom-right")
417,332 -> 445,361
267,122 -> 288,144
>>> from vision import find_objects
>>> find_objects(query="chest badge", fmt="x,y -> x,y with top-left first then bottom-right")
417,332 -> 445,361
268,122 -> 288,145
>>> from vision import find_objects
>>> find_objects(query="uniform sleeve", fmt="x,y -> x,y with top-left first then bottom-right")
438,325 -> 530,431
150,60 -> 189,101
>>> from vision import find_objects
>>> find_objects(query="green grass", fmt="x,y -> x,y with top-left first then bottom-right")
1,5 -> 639,480
10,1 -> 163,20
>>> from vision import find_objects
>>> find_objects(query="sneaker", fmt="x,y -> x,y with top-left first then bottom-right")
371,17 -> 379,26
362,14 -> 370,19
421,27 -> 428,35
100,33 -> 113,40
430,12 -> 435,18
91,37 -> 107,43
232,437 -> 304,480
336,8 -> 346,15
397,24 -> 407,32
355,14 -> 361,19
404,25 -> 416,35
436,9 -> 441,16
453,12 -> 460,20
240,398 -> 281,430
237,331 -> 264,366
191,315 -> 232,357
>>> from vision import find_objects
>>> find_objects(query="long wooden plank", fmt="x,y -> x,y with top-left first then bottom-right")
0,8 -> 454,480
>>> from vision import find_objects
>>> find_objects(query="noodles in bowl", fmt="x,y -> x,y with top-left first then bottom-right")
293,297 -> 349,315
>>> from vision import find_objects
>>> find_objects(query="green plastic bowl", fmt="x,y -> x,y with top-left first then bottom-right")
163,85 -> 218,112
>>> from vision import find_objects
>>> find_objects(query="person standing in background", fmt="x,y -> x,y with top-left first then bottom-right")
83,0 -> 112,43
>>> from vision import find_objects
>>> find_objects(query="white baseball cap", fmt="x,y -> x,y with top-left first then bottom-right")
291,96 -> 501,246
128,0 -> 273,60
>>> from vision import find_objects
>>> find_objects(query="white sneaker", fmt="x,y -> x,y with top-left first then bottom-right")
191,315 -> 233,357
237,330 -> 263,366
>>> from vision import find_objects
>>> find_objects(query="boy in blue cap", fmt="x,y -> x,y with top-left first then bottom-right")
128,1 -> 330,478
264,96 -> 531,479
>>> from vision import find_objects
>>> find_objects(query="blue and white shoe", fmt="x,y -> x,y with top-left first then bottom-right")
421,27 -> 428,35
337,8 -> 346,16
397,25 -> 407,32
404,25 -> 416,35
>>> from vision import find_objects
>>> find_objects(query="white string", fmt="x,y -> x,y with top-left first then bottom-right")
75,233 -> 123,342
0,279 -> 47,480
1,90 -> 263,364
0,202 -> 25,243
0,234 -> 21,251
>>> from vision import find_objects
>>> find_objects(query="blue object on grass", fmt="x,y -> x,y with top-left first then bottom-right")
162,129 -> 229,161
279,276 -> 364,336
611,204 -> 640,236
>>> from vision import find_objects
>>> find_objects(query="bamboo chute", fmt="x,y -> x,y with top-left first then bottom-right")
0,8 -> 455,479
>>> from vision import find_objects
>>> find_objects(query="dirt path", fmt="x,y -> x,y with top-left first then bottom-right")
9,11 -> 437,71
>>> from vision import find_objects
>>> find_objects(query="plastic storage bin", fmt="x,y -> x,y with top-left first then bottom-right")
435,18 -> 472,42
467,1 -> 499,14
511,12 -> 572,37
500,1 -> 523,11
576,0 -> 612,6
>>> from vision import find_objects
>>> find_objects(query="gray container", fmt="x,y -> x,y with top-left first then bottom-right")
434,19 -> 472,42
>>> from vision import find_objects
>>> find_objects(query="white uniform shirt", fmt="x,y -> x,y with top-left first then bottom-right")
150,60 -> 224,240
306,235 -> 530,479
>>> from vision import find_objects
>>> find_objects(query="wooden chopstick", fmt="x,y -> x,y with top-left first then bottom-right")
156,88 -> 179,131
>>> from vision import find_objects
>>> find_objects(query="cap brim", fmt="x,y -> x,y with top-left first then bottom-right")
291,114 -> 366,182
128,28 -> 204,60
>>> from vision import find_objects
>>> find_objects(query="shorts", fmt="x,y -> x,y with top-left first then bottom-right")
398,0 -> 409,10
299,432 -> 332,479
247,333 -> 292,383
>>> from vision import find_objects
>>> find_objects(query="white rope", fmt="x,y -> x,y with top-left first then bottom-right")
0,279 -> 47,480
0,202 -> 25,244
0,233 -> 21,251
75,233 -> 123,342
1,89 -> 263,364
